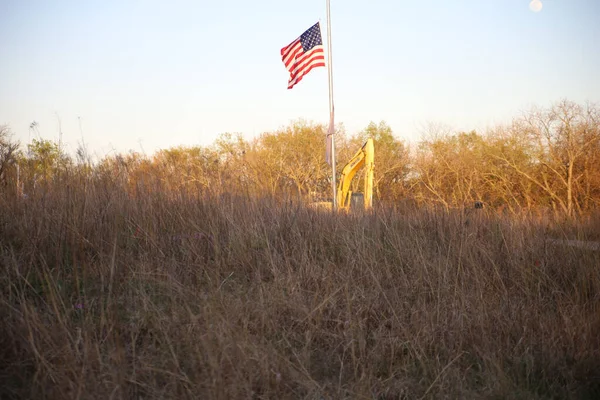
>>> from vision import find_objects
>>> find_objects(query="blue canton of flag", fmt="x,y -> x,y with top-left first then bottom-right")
300,23 -> 323,52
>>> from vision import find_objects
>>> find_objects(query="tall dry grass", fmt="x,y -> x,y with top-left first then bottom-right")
1,178 -> 599,399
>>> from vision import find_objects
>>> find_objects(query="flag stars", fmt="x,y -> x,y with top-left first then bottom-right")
300,23 -> 323,52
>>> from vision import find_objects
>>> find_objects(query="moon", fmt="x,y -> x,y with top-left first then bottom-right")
529,0 -> 543,12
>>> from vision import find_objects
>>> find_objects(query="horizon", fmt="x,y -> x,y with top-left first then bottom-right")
1,0 -> 599,159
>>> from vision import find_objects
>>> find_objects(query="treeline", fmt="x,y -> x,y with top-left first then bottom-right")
1,99 -> 599,217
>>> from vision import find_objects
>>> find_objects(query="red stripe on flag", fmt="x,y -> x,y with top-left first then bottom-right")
287,54 -> 325,88
284,48 -> 325,89
287,52 -> 325,79
282,43 -> 302,67
280,38 -> 300,57
287,46 -> 324,72
288,61 -> 325,89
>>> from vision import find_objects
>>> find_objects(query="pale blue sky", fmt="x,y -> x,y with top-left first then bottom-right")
1,0 -> 599,158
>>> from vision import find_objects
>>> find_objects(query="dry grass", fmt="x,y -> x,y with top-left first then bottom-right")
1,180 -> 599,399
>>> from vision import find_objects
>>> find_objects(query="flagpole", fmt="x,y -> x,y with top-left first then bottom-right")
326,0 -> 337,211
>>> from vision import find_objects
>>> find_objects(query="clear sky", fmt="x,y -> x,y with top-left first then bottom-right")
1,0 -> 599,158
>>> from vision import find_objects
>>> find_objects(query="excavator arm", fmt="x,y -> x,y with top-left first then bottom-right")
336,138 -> 374,211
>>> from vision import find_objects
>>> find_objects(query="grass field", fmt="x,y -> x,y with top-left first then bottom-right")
1,183 -> 599,399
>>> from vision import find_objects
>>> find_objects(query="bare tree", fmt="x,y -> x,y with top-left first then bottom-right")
491,100 -> 600,217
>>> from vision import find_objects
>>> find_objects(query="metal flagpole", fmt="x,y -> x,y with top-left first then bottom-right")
326,0 -> 337,211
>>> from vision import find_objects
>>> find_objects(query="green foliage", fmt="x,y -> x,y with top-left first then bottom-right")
353,121 -> 409,201
25,138 -> 71,181
358,120 -> 394,144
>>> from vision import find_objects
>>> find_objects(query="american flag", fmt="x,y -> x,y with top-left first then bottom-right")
280,22 -> 326,89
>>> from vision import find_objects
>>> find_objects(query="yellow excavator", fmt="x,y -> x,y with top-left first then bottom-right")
311,138 -> 374,212
337,138 -> 374,211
